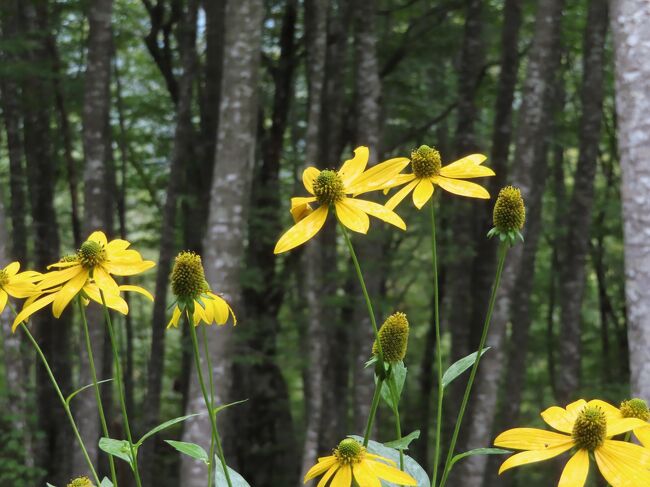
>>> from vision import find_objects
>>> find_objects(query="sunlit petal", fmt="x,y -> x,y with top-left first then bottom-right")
274,205 -> 329,254
494,428 -> 572,450
412,178 -> 434,209
302,167 -> 320,195
12,294 -> 57,332
347,198 -> 406,230
367,458 -> 417,485
335,199 -> 370,234
338,146 -> 369,186
346,157 -> 410,195
385,179 -> 419,210
440,154 -> 494,179
304,456 -> 338,482
432,175 -> 490,199
498,444 -> 573,474
558,449 -> 589,487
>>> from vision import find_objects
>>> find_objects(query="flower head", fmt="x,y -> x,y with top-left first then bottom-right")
383,146 -> 494,210
274,146 -> 409,254
494,399 -> 650,486
487,186 -> 525,245
304,438 -> 416,486
373,312 -> 409,363
67,477 -> 94,487
0,262 -> 41,314
167,251 -> 236,328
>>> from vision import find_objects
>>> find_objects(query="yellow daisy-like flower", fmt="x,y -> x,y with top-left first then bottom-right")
384,145 -> 494,210
0,262 -> 41,313
494,399 -> 650,486
274,146 -> 410,254
304,438 -> 416,487
618,398 -> 650,447
167,251 -> 236,328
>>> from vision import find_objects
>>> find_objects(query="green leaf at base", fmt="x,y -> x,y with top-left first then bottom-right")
442,348 -> 490,389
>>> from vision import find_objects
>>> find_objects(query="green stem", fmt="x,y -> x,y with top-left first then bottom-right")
387,371 -> 405,471
78,298 -> 118,486
15,316 -> 100,485
188,317 -> 232,487
439,242 -> 509,487
201,324 -> 217,487
100,291 -> 143,487
363,377 -> 384,446
430,200 -> 444,487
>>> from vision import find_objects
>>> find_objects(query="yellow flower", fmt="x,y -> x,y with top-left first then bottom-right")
274,146 -> 409,254
384,145 -> 494,210
67,477 -> 95,487
0,262 -> 41,313
494,399 -> 650,486
618,398 -> 650,447
167,251 -> 236,328
304,438 -> 416,487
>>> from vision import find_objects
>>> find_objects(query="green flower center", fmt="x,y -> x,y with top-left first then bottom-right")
313,170 -> 345,205
411,145 -> 441,179
77,240 -> 107,268
0,269 -> 8,288
373,312 -> 409,363
334,439 -> 365,465
493,186 -> 526,232
620,398 -> 650,421
67,477 -> 95,487
572,406 -> 606,451
171,251 -> 208,300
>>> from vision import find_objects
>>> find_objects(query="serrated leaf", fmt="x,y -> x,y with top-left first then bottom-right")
165,440 -> 209,463
442,348 -> 490,389
100,478 -> 114,487
349,436 -> 429,487
66,379 -> 114,406
99,437 -> 134,468
213,398 -> 248,416
379,362 -> 407,409
449,448 -> 511,470
136,413 -> 199,447
214,460 -> 251,486
383,430 -> 420,451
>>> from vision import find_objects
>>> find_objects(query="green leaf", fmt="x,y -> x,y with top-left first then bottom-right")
214,461 -> 251,486
212,398 -> 248,416
349,436 -> 429,487
165,440 -> 209,463
136,413 -> 199,447
383,430 -> 420,451
442,348 -> 490,389
365,356 -> 378,368
66,379 -> 114,405
99,437 -> 134,468
46,483 -> 57,487
100,478 -> 114,487
449,448 -> 511,470
379,361 -> 407,409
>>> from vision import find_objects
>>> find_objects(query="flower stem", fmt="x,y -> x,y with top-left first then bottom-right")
201,324 -> 217,487
78,298 -> 118,486
387,370 -> 405,471
430,200 -> 444,487
100,291 -> 143,487
188,317 -> 232,487
15,314 -> 100,485
363,377 -> 383,446
438,242 -> 509,487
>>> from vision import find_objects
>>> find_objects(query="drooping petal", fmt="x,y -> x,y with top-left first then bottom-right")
558,449 -> 589,487
0,290 -> 7,313
207,293 -> 236,325
381,173 -> 417,192
432,176 -> 490,199
3,281 -> 40,298
440,154 -> 494,179
541,406 -> 576,433
85,285 -> 129,315
291,196 -> 317,209
304,456 -> 338,482
606,417 -> 648,438
193,301 -> 208,325
302,167 -> 320,195
119,285 -> 154,301
412,178 -> 434,209
346,157 -> 411,195
102,260 -> 155,276
12,293 -> 57,332
633,425 -> 650,447
291,203 -> 314,223
274,205 -> 329,254
93,266 -> 120,296
352,460 -> 381,487
4,262 -> 20,277
498,443 -> 573,474
494,428 -> 572,451
338,146 -> 369,186
330,464 -> 351,487
317,464 -> 339,487
595,440 -> 650,486
167,306 -> 182,329
346,198 -> 406,230
335,199 -> 370,234
53,269 -> 89,318
385,179 -> 419,210
38,265 -> 84,290
87,231 -> 108,246
367,458 -> 417,485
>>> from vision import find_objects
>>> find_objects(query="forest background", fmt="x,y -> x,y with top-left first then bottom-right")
1,0 -> 650,486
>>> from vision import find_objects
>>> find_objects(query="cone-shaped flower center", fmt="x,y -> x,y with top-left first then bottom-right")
334,439 -> 365,465
0,269 -> 8,287
493,186 -> 526,232
78,240 -> 107,268
171,251 -> 207,300
313,170 -> 345,205
411,145 -> 441,179
373,312 -> 409,363
620,398 -> 650,421
67,477 -> 95,487
572,406 -> 606,451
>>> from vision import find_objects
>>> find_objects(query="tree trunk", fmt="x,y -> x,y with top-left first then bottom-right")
181,0 -> 263,484
610,0 -> 650,401
451,0 -> 564,484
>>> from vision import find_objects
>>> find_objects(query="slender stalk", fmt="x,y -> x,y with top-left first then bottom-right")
13,310 -> 100,485
363,378 -> 383,446
100,291 -> 143,487
188,316 -> 232,487
201,324 -> 217,487
439,242 -> 509,487
78,298 -> 118,486
387,371 -> 405,470
430,200 -> 444,487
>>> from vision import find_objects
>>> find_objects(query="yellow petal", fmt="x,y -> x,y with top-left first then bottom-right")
346,198 -> 406,230
53,269 -> 89,318
38,265 -> 84,290
412,178 -> 434,209
291,196 -> 317,209
566,399 -> 587,417
606,417 -> 648,438
291,203 -> 314,223
102,260 -> 156,276
335,199 -> 370,234
106,239 -> 131,252
93,267 -> 120,296
207,293 -> 235,325
3,281 -> 40,298
4,262 -> 20,277
317,464 -> 339,487
303,167 -> 320,195
193,301 -> 207,325
330,464 -> 351,487
352,460 -> 381,487
304,456 -> 338,482
274,205 -> 329,254
0,290 -> 7,313
87,231 -> 108,246
432,175 -> 490,199
338,146 -> 369,186
367,458 -> 417,485
440,154 -> 494,179
634,425 -> 650,447
498,443 -> 573,474
494,428 -> 572,450
167,306 -> 182,329
385,179 -> 419,210
366,453 -> 396,466
85,285 -> 129,314
558,450 -> 589,487
541,406 -> 576,433
595,440 -> 650,485
120,285 -> 154,301
12,293 -> 57,332
588,399 -> 622,423
380,173 -> 416,192
346,157 -> 411,195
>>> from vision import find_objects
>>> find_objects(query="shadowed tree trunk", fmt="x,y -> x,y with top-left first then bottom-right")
181,0 -> 263,484
610,0 -> 650,401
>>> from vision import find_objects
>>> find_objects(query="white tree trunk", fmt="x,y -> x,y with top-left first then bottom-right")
611,0 -> 650,399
